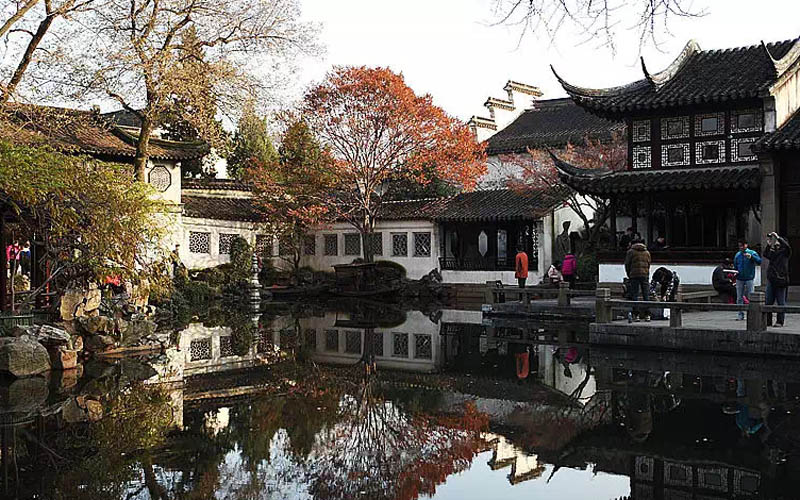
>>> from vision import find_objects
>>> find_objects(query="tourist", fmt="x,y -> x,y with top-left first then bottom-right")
648,235 -> 667,251
650,267 -> 680,302
19,240 -> 31,276
561,252 -> 577,289
624,238 -> 651,322
734,239 -> 761,321
5,239 -> 21,276
619,226 -> 634,249
764,232 -> 791,327
546,260 -> 562,285
712,258 -> 737,303
514,245 -> 528,289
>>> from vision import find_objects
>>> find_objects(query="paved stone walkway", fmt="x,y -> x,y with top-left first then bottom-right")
612,309 -> 800,334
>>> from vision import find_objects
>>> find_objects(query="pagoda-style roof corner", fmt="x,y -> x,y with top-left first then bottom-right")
641,39 -> 700,89
549,150 -> 612,180
550,65 -> 649,102
763,37 -> 800,81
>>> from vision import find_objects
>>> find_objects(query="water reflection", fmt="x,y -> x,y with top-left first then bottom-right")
4,300 -> 800,498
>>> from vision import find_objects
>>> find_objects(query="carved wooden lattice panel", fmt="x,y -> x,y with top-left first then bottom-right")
148,165 -> 171,192
220,336 -> 235,357
189,232 -> 210,254
392,233 -> 408,257
414,334 -> 432,359
344,233 -> 361,256
304,235 -> 316,255
219,233 -> 236,255
393,332 -> 409,357
325,329 -> 339,351
413,232 -> 431,257
345,330 -> 361,354
190,339 -> 212,361
324,234 -> 338,256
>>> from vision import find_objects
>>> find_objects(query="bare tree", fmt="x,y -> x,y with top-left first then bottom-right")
489,0 -> 707,52
36,0 -> 320,180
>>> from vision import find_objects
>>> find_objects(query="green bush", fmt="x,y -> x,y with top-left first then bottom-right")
230,236 -> 254,283
375,260 -> 407,279
577,252 -> 598,283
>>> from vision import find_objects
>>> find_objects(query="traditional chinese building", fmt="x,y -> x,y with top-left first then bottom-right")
552,38 -> 800,285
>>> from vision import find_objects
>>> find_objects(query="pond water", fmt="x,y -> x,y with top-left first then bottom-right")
2,299 -> 800,499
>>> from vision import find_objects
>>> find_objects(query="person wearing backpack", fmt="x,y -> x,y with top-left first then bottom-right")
764,232 -> 792,327
561,252 -> 577,289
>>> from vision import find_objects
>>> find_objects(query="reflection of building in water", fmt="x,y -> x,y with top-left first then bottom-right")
485,433 -> 545,485
180,321 -> 270,375
281,310 -> 446,373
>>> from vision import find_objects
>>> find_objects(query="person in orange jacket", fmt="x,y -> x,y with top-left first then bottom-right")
515,245 -> 528,289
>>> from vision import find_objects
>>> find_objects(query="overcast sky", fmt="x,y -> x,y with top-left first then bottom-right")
298,0 -> 800,121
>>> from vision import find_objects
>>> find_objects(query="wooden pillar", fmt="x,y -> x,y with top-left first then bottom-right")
0,208 -> 6,313
631,199 -> 638,234
646,196 -> 654,244
665,201 -> 673,246
610,197 -> 618,249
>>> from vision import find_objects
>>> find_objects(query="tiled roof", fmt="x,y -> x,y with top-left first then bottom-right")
1,105 -> 208,161
756,109 -> 800,151
552,152 -> 761,195
554,39 -> 798,116
382,188 -> 568,222
182,195 -> 262,222
486,98 -> 623,155
182,178 -> 253,191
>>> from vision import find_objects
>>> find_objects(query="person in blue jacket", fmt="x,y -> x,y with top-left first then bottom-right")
734,239 -> 762,320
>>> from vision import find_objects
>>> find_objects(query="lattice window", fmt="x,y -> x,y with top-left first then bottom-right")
189,232 -> 210,254
220,336 -> 235,357
661,143 -> 690,167
304,235 -> 316,256
632,120 -> 650,142
219,233 -> 236,255
344,233 -> 361,256
531,222 -> 540,271
148,165 -> 172,192
256,235 -> 273,257
324,234 -> 338,256
278,236 -> 292,256
366,233 -> 383,256
257,330 -> 274,353
414,334 -> 432,359
632,145 -> 651,169
694,112 -> 725,136
732,109 -> 762,133
413,232 -> 431,257
695,140 -> 725,164
393,332 -> 409,357
663,462 -> 693,487
732,137 -> 757,162
189,339 -> 211,361
392,233 -> 408,257
304,328 -> 317,349
325,329 -> 339,351
661,116 -> 689,139
369,331 -> 384,356
345,330 -> 361,354
697,467 -> 728,492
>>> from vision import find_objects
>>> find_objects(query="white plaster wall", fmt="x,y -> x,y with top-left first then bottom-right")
181,217 -> 261,269
301,219 -> 439,279
772,69 -> 800,129
599,262 -> 761,286
479,155 -> 525,189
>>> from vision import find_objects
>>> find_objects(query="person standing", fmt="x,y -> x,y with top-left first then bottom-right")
734,239 -> 762,321
515,246 -> 529,289
712,258 -> 737,303
562,252 -> 577,289
624,238 -> 652,322
5,239 -> 21,277
19,241 -> 31,276
764,232 -> 791,327
619,227 -> 634,250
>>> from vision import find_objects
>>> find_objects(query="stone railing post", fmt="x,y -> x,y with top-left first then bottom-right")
595,288 -> 611,324
669,284 -> 683,328
747,291 -> 766,333
558,281 -> 570,307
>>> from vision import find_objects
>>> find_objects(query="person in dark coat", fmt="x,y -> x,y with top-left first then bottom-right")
764,232 -> 792,327
624,239 -> 652,322
712,258 -> 737,303
650,267 -> 680,302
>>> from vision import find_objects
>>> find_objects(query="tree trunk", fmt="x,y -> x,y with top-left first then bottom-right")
134,116 -> 155,182
2,7 -> 56,103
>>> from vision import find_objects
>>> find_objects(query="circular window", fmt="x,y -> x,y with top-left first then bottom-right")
148,165 -> 172,192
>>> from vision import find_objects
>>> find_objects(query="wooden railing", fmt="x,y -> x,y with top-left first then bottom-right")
440,257 -> 517,271
594,287 -> 800,332
486,281 -> 595,307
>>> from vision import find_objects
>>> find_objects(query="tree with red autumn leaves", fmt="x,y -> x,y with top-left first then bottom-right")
247,118 -> 336,277
501,130 -> 627,253
303,66 -> 487,262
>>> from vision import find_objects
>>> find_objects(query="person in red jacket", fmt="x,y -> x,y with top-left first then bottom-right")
515,246 -> 528,288
562,252 -> 578,289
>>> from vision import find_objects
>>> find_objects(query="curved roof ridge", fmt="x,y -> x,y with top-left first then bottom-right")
762,37 -> 800,78
641,39 -> 701,89
548,150 -> 613,178
550,65 -> 650,99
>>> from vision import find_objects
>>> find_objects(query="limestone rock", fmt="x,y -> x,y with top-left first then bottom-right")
60,284 -> 101,320
48,347 -> 79,370
0,335 -> 51,377
85,335 -> 116,352
121,319 -> 157,347
80,316 -> 114,335
0,377 -> 48,416
13,325 -> 71,347
61,397 -> 86,423
72,335 -> 84,352
85,399 -> 103,422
